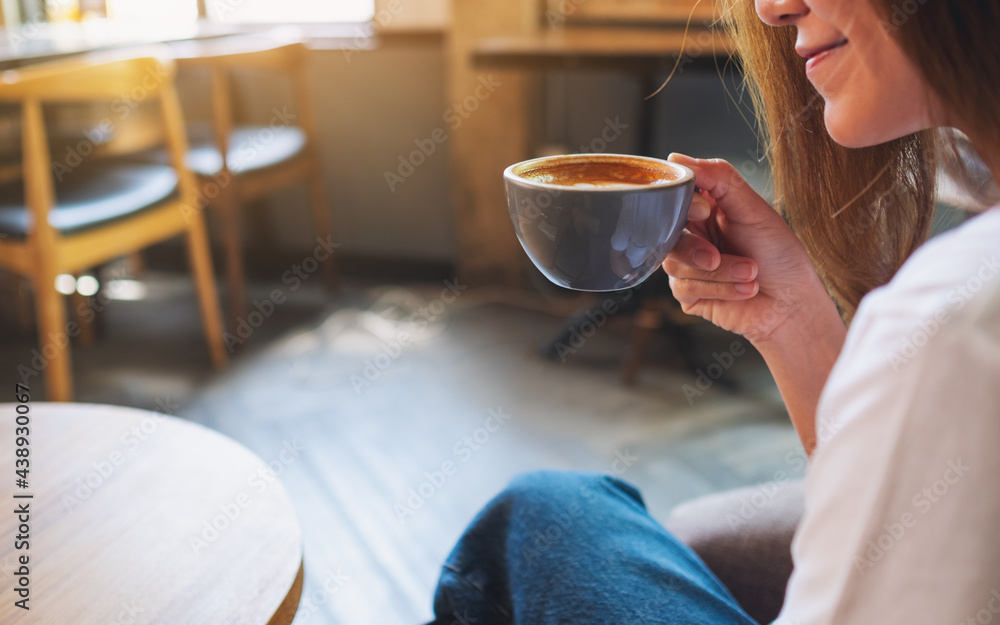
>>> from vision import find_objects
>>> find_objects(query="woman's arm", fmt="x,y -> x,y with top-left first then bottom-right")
663,154 -> 846,455
753,303 -> 847,455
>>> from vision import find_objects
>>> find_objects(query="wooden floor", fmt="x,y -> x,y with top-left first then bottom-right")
0,273 -> 802,625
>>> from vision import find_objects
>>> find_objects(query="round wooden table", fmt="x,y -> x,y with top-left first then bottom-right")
0,403 -> 303,624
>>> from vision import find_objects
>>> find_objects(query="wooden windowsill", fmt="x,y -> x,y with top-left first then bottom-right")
472,25 -> 732,71
0,19 -> 447,68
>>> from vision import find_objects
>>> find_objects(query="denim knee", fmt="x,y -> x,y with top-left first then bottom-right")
500,470 -> 646,514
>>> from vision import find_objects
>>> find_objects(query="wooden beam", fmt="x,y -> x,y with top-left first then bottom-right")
546,0 -> 720,26
447,0 -> 540,286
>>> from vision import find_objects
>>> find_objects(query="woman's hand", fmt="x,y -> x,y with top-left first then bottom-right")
664,154 -> 847,454
663,154 -> 837,346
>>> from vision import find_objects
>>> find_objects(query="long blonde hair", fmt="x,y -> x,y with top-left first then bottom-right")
725,0 -> 945,321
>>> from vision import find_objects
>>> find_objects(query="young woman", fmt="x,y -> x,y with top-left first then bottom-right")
428,0 -> 1000,622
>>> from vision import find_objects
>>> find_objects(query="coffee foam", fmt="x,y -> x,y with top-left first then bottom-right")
517,160 -> 681,188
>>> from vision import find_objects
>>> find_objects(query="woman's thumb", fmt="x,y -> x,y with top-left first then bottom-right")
668,153 -> 768,225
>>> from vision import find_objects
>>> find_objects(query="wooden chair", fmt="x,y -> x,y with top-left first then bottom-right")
0,55 -> 227,401
620,293 -> 704,386
172,41 -> 337,329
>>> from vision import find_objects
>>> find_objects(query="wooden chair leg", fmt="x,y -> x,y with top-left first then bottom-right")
15,277 -> 34,334
34,275 -> 73,401
126,251 -> 145,276
70,284 -> 96,348
621,302 -> 663,387
216,183 -> 248,329
307,159 -> 338,291
185,215 -> 227,368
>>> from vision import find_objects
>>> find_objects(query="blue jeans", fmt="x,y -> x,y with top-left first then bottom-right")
429,471 -> 759,625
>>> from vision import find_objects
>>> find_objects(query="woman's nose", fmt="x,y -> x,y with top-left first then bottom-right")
755,0 -> 809,26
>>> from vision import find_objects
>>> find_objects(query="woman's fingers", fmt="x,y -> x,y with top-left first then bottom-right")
663,231 -> 758,282
687,191 -> 713,222
664,252 -> 759,283
666,231 -> 720,271
668,275 -> 760,309
668,153 -> 770,226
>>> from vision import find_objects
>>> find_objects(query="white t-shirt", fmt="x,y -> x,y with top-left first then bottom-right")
777,208 -> 1000,625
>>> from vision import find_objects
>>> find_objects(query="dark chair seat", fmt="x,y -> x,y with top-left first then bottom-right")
0,161 -> 178,238
185,125 -> 307,176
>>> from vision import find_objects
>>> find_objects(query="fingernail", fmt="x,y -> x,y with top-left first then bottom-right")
688,195 -> 710,220
693,250 -> 715,270
729,262 -> 755,281
668,152 -> 696,164
735,281 -> 757,295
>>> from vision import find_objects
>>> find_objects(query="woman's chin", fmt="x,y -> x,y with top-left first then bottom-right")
823,103 -> 928,149
823,109 -> 878,149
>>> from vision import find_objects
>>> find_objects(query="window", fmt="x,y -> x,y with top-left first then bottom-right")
207,0 -> 374,23
105,0 -> 198,26
103,0 -> 374,25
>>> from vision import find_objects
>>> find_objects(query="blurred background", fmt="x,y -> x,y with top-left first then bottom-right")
0,1 -> 809,623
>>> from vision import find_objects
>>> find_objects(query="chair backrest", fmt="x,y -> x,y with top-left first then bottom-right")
174,40 -> 307,74
172,41 -> 315,175
0,55 -> 196,235
0,55 -> 176,103
0,54 -> 181,157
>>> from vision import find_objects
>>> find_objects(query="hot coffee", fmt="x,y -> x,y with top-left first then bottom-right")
564,181 -> 654,189
516,159 -> 681,188
504,154 -> 695,292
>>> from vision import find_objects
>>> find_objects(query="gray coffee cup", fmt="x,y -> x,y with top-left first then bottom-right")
504,153 -> 695,291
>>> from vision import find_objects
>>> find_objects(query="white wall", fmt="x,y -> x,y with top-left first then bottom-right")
374,0 -> 450,28
181,39 -> 457,263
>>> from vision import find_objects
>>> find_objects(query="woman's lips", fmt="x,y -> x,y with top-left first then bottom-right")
801,40 -> 848,75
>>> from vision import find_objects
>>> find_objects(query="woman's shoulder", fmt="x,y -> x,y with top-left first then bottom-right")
814,208 -> 1000,445
860,207 -> 1000,333
792,210 -> 1000,625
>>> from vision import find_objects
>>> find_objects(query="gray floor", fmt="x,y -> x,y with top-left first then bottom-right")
0,271 -> 803,624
